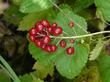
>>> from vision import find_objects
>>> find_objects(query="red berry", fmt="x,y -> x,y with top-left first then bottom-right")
45,45 -> 52,52
41,20 -> 50,28
47,27 -> 53,34
66,47 -> 75,55
51,45 -> 57,52
29,28 -> 37,36
35,40 -> 43,47
69,21 -> 74,28
41,44 -> 47,50
52,23 -> 57,28
35,23 -> 44,32
70,39 -> 75,43
59,40 -> 66,48
29,35 -> 35,42
53,27 -> 62,36
43,36 -> 51,44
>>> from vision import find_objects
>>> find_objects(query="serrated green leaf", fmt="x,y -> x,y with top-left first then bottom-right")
98,54 -> 110,82
89,40 -> 104,61
55,44 -> 89,79
20,0 -> 56,13
56,9 -> 88,36
33,61 -> 54,79
95,0 -> 110,21
73,0 -> 94,13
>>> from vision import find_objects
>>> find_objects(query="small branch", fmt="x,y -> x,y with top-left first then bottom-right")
50,31 -> 110,39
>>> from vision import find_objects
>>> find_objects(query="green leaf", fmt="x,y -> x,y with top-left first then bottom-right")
55,44 -> 89,79
73,0 -> 94,13
18,11 -> 47,31
19,73 -> 44,82
98,54 -> 110,82
29,43 -> 48,60
56,9 -> 88,36
33,61 -> 54,79
95,0 -> 110,21
19,74 -> 33,82
89,40 -> 104,61
20,0 -> 56,13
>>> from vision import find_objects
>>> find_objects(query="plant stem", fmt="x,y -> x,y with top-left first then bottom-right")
50,31 -> 110,39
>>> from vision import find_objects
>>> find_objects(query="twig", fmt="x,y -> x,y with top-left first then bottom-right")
50,31 -> 110,39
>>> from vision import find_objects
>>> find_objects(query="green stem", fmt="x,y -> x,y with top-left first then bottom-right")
0,55 -> 21,82
50,31 -> 110,39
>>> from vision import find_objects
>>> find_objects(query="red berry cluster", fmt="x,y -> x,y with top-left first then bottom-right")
29,19 -> 75,55
29,20 -> 63,53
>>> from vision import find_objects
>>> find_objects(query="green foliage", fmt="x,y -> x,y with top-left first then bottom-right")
3,5 -> 25,25
72,62 -> 102,82
55,44 -> 89,79
33,61 -> 54,79
20,0 -> 56,13
19,74 -> 33,82
0,70 -> 12,82
73,0 -> 94,13
56,9 -> 88,36
98,54 -> 110,82
12,0 -> 22,5
19,73 -> 44,82
89,40 -> 104,61
18,8 -> 57,31
95,0 -> 110,21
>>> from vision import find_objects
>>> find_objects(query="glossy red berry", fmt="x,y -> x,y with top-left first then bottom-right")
59,40 -> 66,48
35,23 -> 44,32
51,45 -> 57,52
29,28 -> 37,36
70,39 -> 75,43
35,40 -> 43,47
41,44 -> 47,50
69,21 -> 74,28
41,20 -> 50,28
53,27 -> 62,36
52,23 -> 57,28
45,45 -> 52,52
66,47 -> 75,55
47,27 -> 53,34
43,36 -> 51,44
29,35 -> 35,42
